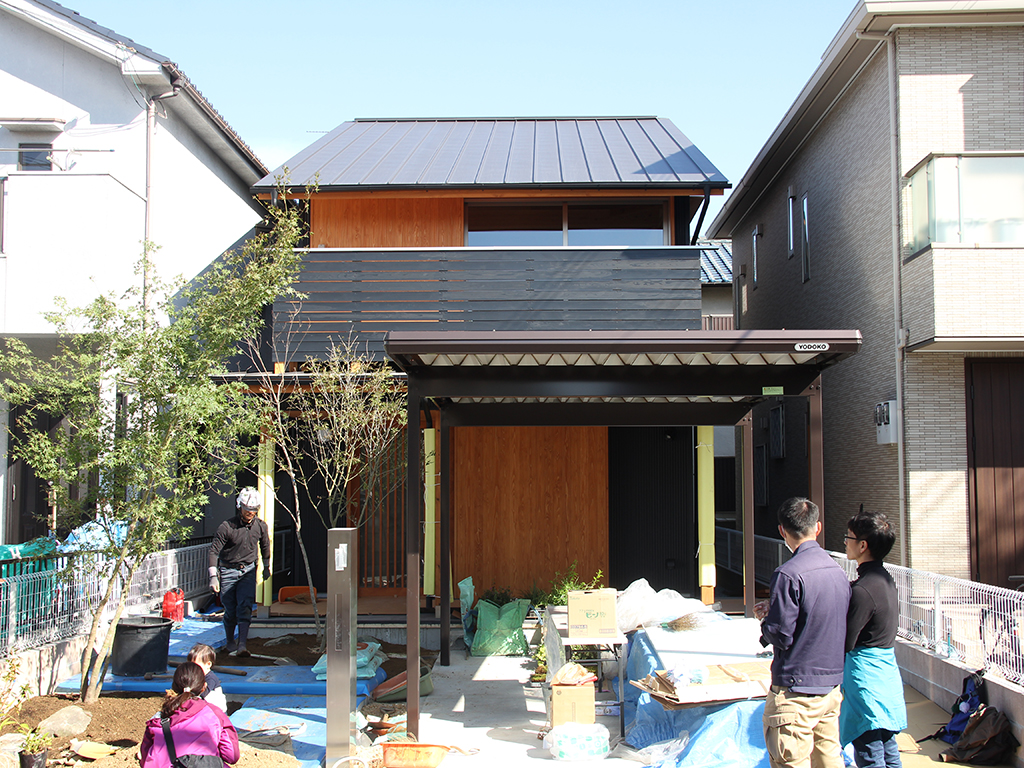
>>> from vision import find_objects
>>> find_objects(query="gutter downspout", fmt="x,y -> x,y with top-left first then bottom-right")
857,30 -> 907,567
144,83 -> 181,312
690,184 -> 712,245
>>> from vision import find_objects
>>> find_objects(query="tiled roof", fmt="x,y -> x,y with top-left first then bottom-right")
256,117 -> 728,190
698,239 -> 732,284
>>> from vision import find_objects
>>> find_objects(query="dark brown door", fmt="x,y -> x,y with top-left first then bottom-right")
967,359 -> 1024,587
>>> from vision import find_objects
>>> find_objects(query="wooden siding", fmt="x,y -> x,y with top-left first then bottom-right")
451,426 -> 608,596
310,197 -> 463,248
279,247 -> 702,359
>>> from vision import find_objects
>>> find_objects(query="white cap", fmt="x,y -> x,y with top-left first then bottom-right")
236,487 -> 261,510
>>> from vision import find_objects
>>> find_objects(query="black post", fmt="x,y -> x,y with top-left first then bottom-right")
405,385 -> 422,737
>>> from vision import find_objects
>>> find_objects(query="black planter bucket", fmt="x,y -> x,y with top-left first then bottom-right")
19,750 -> 47,768
110,616 -> 173,677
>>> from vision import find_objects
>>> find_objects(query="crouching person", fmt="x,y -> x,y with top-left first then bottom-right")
139,662 -> 239,768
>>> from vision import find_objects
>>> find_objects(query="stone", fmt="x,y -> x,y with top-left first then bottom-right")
37,704 -> 91,738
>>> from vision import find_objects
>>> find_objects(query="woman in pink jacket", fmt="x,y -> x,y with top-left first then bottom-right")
139,662 -> 239,768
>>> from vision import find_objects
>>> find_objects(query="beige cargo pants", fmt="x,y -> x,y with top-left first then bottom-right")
763,685 -> 844,768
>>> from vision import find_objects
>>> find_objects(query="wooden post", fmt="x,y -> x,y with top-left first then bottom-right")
696,426 -> 716,605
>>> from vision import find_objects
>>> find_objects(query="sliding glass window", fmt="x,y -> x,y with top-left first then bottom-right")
466,202 -> 667,246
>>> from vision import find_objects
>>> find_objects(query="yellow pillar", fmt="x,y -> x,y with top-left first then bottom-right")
696,426 -> 716,604
257,437 -> 275,608
423,429 -> 437,596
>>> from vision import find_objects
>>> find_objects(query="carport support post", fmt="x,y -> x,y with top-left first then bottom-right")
741,413 -> 756,618
804,376 -> 825,536
439,419 -> 451,667
325,528 -> 357,765
406,388 -> 422,738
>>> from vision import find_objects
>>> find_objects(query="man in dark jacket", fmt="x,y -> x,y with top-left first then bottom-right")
208,487 -> 271,657
756,497 -> 851,768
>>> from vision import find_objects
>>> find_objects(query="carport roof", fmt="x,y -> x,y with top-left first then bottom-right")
385,328 -> 861,423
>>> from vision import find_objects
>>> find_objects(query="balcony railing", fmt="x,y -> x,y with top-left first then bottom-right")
908,152 -> 1024,252
276,246 -> 702,359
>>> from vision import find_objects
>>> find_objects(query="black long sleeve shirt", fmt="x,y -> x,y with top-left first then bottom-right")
845,559 -> 899,653
208,515 -> 270,570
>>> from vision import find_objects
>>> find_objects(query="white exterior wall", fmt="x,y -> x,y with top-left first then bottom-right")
0,7 -> 261,334
0,3 -> 263,543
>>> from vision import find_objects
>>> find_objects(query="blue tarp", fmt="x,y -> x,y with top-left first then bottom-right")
230,702 -> 326,768
626,628 -> 770,768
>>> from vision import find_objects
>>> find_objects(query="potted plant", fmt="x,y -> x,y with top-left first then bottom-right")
1,717 -> 54,768
18,725 -> 53,768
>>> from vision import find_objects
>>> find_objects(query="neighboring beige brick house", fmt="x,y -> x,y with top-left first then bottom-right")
710,1 -> 1024,585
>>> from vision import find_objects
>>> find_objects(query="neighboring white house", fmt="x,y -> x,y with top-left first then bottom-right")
0,0 -> 267,542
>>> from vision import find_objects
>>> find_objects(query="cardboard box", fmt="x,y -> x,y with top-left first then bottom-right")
551,682 -> 595,725
567,588 -> 618,638
629,661 -> 772,710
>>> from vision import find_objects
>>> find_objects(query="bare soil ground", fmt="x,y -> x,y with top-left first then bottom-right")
1,633 -> 419,767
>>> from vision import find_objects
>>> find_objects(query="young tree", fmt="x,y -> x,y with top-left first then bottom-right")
0,197 -> 305,703
247,330 -> 407,647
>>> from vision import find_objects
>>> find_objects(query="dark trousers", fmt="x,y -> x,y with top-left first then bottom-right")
852,729 -> 901,768
220,563 -> 256,625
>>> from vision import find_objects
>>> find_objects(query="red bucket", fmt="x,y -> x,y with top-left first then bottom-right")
161,588 -> 184,622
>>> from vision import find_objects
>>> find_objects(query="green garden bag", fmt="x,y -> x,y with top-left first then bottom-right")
470,598 -> 530,656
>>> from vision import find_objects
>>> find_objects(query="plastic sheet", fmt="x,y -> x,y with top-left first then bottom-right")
470,599 -> 529,656
544,722 -> 610,761
625,630 -> 769,767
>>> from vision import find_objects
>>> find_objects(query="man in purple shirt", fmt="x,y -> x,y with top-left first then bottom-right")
756,497 -> 851,768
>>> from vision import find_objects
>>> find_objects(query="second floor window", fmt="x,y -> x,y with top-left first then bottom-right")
18,144 -> 51,171
800,194 -> 810,282
466,202 -> 667,246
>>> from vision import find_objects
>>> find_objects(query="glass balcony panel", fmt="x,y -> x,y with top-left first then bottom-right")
960,156 -> 1024,243
931,156 -> 960,244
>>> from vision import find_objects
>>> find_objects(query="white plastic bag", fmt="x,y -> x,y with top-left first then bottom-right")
616,578 -> 712,632
637,731 -> 690,765
545,722 -> 610,761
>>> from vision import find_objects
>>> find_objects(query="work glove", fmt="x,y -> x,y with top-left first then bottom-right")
262,566 -> 271,582
209,566 -> 220,593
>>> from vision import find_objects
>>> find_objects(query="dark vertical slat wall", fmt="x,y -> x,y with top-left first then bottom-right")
608,426 -> 696,595
276,248 -> 701,360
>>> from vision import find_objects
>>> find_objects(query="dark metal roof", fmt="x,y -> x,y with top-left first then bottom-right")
698,240 -> 733,284
385,328 -> 862,408
255,117 -> 728,191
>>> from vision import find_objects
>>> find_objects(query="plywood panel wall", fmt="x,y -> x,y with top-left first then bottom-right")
310,197 -> 463,248
451,426 -> 609,597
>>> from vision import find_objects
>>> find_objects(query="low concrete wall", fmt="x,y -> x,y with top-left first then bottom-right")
2,635 -> 89,700
897,638 -> 1024,767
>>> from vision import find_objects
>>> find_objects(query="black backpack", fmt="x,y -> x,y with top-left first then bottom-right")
920,670 -> 986,745
940,704 -> 1020,765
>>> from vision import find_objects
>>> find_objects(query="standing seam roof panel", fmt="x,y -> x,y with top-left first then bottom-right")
282,121 -> 370,186
598,120 -> 647,182
659,120 -> 728,184
555,121 -> 591,184
388,122 -> 453,184
576,120 -> 620,183
447,122 -> 496,184
618,120 -> 679,182
319,122 -> 401,185
421,121 -> 475,184
505,121 -> 536,184
360,121 -> 436,185
253,118 -> 729,189
642,120 -> 706,182
476,121 -> 516,183
534,121 -> 562,183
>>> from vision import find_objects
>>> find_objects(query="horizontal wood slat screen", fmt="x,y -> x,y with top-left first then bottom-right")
451,425 -> 608,597
276,248 -> 701,359
310,197 -> 463,248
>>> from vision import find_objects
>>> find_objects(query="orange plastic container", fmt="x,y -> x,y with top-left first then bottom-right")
381,743 -> 449,768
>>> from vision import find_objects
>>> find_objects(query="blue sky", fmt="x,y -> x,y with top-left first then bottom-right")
67,0 -> 856,227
